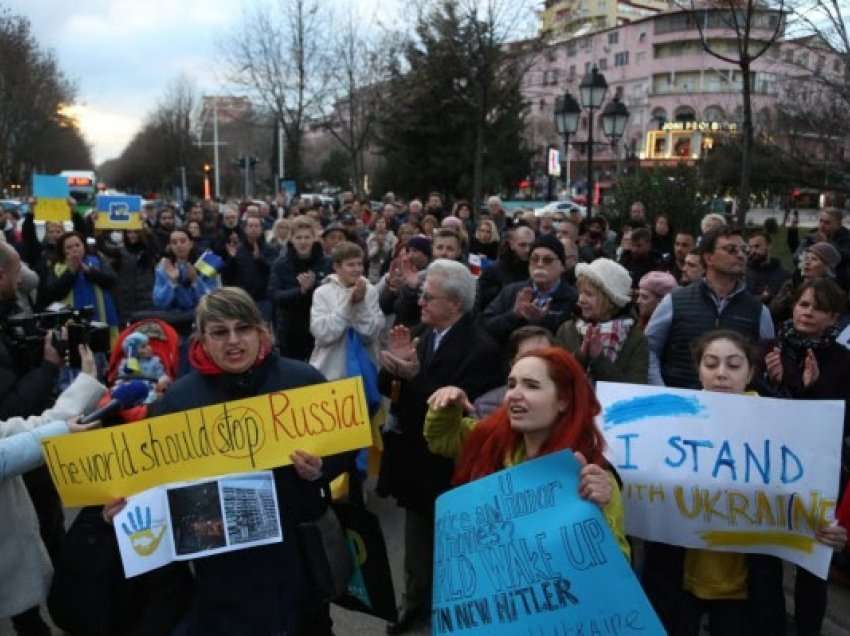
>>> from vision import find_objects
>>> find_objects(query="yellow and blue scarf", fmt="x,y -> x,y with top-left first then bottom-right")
54,256 -> 119,345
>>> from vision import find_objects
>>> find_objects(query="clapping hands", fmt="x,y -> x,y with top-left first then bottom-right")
380,325 -> 420,380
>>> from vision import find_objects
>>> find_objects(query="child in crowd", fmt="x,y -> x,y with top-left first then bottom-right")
117,332 -> 170,402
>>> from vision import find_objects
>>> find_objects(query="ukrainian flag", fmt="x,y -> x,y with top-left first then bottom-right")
195,250 -> 224,278
33,174 -> 71,222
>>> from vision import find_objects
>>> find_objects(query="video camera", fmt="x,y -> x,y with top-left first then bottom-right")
3,305 -> 111,370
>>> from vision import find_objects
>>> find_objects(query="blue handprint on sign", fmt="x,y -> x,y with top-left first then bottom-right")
121,505 -> 166,557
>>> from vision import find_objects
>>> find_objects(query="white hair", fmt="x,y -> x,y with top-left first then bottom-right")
426,259 -> 476,314
487,195 -> 502,207
700,213 -> 727,234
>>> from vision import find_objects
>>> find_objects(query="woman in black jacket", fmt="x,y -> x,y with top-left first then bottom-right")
104,287 -> 330,636
764,278 -> 850,636
267,216 -> 332,361
97,228 -> 158,325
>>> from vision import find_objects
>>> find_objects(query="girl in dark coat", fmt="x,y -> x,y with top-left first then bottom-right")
267,216 -> 332,361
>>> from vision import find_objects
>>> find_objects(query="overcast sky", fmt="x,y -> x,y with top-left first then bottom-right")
6,0 -> 404,164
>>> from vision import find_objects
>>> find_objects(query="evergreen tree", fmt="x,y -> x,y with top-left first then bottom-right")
375,1 -> 533,204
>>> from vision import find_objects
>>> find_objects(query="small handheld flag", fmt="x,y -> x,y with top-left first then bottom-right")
194,250 -> 224,278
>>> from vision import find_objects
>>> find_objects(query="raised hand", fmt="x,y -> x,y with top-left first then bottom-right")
79,344 -> 96,376
513,287 -> 534,319
575,452 -> 612,508
427,386 -> 474,412
764,347 -> 783,384
297,270 -> 316,294
350,277 -> 367,304
399,254 -> 419,288
802,348 -> 820,387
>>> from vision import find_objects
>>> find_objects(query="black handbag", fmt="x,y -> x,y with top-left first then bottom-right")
297,505 -> 355,602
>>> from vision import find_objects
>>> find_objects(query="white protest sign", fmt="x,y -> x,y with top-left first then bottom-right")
596,382 -> 845,579
115,471 -> 282,578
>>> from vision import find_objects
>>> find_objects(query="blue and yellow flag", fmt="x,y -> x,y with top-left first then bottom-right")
33,174 -> 71,222
194,249 -> 224,278
95,194 -> 143,230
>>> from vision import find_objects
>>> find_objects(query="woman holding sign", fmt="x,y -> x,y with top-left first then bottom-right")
643,330 -> 847,636
103,287 -> 332,636
423,347 -> 630,558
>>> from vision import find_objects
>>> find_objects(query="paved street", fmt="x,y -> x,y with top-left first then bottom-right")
3,482 -> 849,635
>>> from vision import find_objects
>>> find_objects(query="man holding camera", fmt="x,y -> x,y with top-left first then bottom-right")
0,242 -> 68,634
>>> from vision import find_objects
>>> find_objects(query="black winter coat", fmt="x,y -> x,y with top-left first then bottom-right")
377,313 -> 503,513
221,239 -> 276,303
0,298 -> 60,418
147,352 -> 328,636
746,257 -> 789,304
105,242 -> 157,324
474,250 -> 529,314
267,242 -> 332,361
480,278 -> 578,346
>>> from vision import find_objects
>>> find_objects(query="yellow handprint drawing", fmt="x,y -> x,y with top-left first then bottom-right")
121,505 -> 166,556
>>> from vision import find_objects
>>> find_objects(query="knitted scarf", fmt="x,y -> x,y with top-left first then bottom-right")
778,319 -> 840,368
575,317 -> 634,362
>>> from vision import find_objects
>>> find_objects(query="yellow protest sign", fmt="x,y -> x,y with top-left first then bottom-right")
41,377 -> 371,507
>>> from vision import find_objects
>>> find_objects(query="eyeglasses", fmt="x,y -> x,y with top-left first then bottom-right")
530,254 -> 558,266
418,291 -> 446,304
205,324 -> 256,341
718,244 -> 749,256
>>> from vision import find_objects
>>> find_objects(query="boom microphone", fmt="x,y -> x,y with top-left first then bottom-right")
79,380 -> 150,425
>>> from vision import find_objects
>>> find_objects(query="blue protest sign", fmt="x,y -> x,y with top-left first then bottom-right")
95,194 -> 143,229
432,450 -> 663,636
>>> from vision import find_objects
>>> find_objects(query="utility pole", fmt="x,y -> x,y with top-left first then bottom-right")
213,99 -> 221,199
276,120 -> 285,193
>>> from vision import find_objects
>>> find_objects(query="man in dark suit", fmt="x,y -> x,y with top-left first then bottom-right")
378,259 -> 502,634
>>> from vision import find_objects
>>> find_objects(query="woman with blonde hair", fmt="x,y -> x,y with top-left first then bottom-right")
470,218 -> 500,260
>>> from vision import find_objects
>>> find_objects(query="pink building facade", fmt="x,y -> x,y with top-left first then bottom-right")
520,8 -> 846,195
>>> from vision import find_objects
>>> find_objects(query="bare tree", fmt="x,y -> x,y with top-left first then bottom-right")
322,12 -> 399,196
0,8 -> 75,187
676,0 -> 785,224
220,0 -> 330,189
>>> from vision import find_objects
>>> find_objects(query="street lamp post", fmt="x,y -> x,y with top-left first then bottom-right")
553,93 -> 581,200
579,66 -> 608,216
601,96 -> 630,178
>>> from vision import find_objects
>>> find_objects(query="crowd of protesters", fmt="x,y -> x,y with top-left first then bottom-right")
1,188 -> 849,636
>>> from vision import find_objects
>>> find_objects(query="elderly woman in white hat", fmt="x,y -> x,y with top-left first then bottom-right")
555,258 -> 648,384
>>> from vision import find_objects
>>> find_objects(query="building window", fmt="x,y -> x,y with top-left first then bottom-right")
599,58 -> 608,70
639,32 -> 646,42
566,42 -> 576,57
615,51 -> 629,66
608,31 -> 619,45
615,86 -> 624,99
568,65 -> 576,80
703,105 -> 725,122
650,107 -> 667,130
539,98 -> 546,111
674,106 -> 696,122
636,51 -> 645,64
585,61 -> 592,73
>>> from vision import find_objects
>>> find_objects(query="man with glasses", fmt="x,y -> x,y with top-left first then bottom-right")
645,226 -> 774,388
480,234 -> 578,346
378,260 -> 501,634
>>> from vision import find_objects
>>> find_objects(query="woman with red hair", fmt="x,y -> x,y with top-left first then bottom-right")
424,346 -> 629,558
